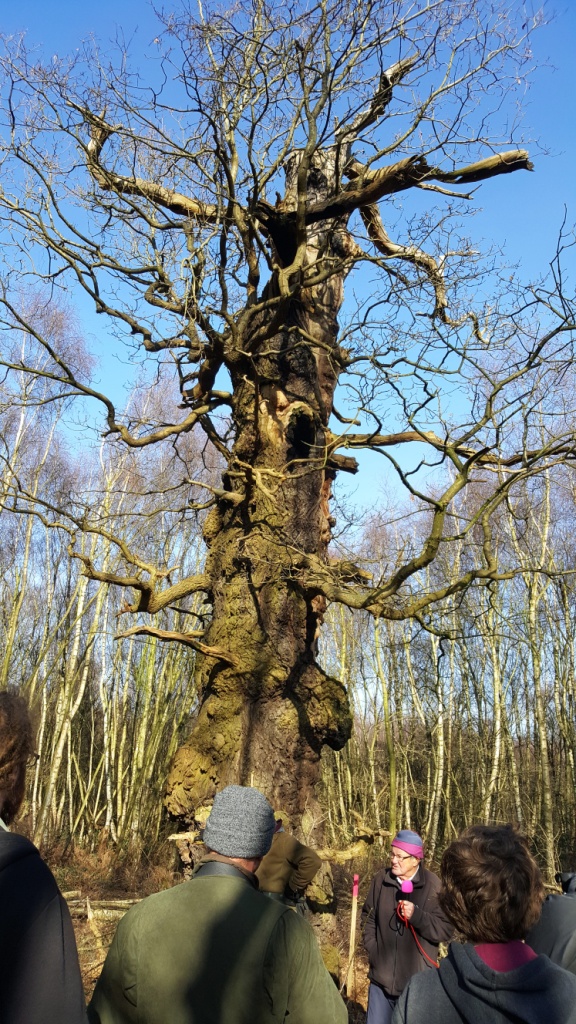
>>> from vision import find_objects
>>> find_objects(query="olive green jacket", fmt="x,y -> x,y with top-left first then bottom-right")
256,831 -> 322,895
88,861 -> 347,1024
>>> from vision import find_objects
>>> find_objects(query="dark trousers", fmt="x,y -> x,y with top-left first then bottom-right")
366,982 -> 397,1024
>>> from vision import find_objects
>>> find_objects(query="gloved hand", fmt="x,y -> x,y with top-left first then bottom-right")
285,887 -> 307,915
284,886 -> 301,904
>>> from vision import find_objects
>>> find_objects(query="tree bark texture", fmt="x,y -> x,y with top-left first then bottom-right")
165,151 -> 353,822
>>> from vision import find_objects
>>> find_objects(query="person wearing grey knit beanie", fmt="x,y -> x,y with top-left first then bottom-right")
89,784 -> 347,1024
203,784 -> 276,858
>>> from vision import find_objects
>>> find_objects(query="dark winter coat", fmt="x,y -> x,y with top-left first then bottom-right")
88,858 -> 347,1024
392,941 -> 576,1024
0,827 -> 87,1024
361,865 -> 453,998
526,892 -> 576,974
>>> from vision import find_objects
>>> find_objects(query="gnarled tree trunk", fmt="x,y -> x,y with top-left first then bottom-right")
165,151 -> 354,823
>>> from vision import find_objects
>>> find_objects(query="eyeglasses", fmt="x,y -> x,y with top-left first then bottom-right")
390,849 -> 416,864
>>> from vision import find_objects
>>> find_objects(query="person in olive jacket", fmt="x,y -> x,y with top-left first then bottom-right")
256,815 -> 322,911
0,691 -> 87,1024
361,829 -> 452,1024
88,785 -> 347,1024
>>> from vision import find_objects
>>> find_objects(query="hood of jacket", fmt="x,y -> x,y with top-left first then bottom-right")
438,942 -> 576,1023
0,829 -> 38,873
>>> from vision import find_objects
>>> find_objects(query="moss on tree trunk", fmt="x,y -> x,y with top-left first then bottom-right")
165,151 -> 354,823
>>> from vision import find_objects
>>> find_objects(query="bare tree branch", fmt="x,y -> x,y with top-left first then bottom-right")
115,625 -> 237,664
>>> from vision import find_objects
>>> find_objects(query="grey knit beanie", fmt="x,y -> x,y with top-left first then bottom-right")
203,785 -> 275,858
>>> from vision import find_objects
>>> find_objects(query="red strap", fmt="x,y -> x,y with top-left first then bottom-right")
396,904 -> 439,969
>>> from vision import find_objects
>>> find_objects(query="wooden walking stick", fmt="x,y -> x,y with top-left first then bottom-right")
346,874 -> 360,998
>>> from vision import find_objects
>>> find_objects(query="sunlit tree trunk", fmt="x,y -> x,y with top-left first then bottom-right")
482,604 -> 503,822
424,634 -> 446,862
374,619 -> 397,839
165,151 -> 353,823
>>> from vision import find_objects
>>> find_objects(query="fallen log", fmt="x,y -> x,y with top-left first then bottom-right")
316,828 -> 391,863
67,897 -> 140,921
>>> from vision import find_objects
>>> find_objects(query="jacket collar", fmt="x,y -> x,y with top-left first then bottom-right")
194,854 -> 259,889
386,864 -> 423,888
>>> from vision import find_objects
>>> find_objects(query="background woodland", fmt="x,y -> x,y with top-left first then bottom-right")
2,347 -> 575,881
0,0 -> 575,895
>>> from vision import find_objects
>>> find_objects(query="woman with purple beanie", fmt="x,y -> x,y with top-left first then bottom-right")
361,829 -> 453,1024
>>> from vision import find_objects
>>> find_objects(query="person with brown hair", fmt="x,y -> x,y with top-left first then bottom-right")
392,824 -> 576,1024
0,690 -> 86,1024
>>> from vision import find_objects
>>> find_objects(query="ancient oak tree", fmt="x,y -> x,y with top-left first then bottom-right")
0,0 -> 574,824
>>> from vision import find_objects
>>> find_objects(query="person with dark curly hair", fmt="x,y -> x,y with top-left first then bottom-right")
392,824 -> 576,1024
0,690 -> 87,1024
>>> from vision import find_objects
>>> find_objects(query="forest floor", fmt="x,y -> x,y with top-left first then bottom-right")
52,840 -> 370,1021
53,837 -> 180,999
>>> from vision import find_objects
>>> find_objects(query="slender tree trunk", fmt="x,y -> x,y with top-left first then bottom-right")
424,636 -> 445,862
483,605 -> 503,821
34,562 -> 104,845
528,581 -> 556,877
374,620 -> 397,839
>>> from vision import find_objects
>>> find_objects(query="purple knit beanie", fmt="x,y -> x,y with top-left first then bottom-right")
392,829 -> 424,859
